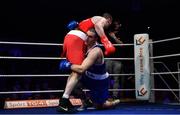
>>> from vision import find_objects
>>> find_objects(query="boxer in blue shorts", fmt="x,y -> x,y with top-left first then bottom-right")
59,29 -> 120,109
80,71 -> 110,108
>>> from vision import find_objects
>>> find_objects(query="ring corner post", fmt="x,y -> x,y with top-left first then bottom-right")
134,33 -> 150,101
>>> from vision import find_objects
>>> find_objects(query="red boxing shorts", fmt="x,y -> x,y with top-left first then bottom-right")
62,30 -> 88,65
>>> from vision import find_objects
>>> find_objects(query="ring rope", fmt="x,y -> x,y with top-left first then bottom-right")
0,56 -> 65,60
0,56 -> 134,60
1,36 -> 180,47
1,52 -> 180,60
0,89 -> 137,94
150,53 -> 180,59
149,36 -> 180,44
1,89 -> 179,94
0,89 -> 135,94
0,41 -> 133,46
0,73 -> 135,77
1,71 -> 180,77
0,41 -> 60,46
151,89 -> 180,91
151,71 -> 180,75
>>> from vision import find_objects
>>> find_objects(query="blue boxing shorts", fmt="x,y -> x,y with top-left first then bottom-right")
80,72 -> 109,104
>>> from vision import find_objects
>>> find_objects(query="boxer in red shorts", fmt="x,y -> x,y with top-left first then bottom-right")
57,13 -> 115,113
62,30 -> 88,64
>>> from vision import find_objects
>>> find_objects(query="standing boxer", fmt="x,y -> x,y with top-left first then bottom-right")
58,13 -> 116,113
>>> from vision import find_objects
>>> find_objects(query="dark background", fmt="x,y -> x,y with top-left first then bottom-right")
0,0 -> 179,43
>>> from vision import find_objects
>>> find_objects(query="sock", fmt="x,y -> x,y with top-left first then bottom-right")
62,94 -> 69,99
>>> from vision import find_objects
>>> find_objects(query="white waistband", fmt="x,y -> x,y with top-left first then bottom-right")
85,71 -> 109,80
68,30 -> 88,41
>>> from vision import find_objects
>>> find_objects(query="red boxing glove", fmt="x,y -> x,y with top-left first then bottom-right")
100,35 -> 116,56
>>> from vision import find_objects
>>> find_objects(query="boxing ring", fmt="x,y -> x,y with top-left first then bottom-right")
0,34 -> 180,114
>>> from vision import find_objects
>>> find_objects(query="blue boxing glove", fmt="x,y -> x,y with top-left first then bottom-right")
59,59 -> 72,71
67,20 -> 78,30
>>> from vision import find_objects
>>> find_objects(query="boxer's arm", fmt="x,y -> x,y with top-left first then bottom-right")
71,48 -> 101,74
94,18 -> 107,37
94,18 -> 116,56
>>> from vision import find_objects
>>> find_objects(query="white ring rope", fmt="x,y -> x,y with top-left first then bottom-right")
2,53 -> 179,60
0,53 -> 179,60
0,56 -> 65,60
0,54 -> 180,60
1,89 -> 179,94
106,58 -> 134,60
0,89 -> 135,94
1,52 -> 180,60
151,71 -> 180,75
0,41 -> 61,46
149,36 -> 180,44
0,41 -> 133,46
0,73 -> 135,77
1,53 -> 180,60
0,36 -> 179,47
0,56 -> 134,60
150,53 -> 180,59
1,71 -> 180,77
151,89 -> 180,91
